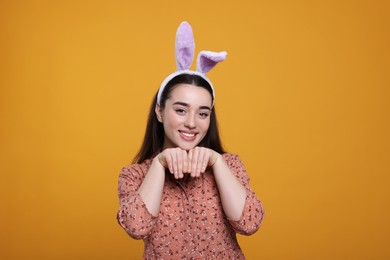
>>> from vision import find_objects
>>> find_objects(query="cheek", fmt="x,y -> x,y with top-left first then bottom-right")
200,119 -> 211,131
164,113 -> 182,128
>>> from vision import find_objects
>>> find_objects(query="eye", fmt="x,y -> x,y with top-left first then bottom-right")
175,108 -> 186,115
199,112 -> 210,119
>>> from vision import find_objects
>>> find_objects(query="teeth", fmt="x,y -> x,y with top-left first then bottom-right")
181,132 -> 195,137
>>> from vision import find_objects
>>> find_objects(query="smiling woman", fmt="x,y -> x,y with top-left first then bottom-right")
116,21 -> 265,259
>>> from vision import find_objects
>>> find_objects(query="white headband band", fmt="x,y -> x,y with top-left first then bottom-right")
157,21 -> 227,106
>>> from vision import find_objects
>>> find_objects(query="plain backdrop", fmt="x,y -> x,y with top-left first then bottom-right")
1,0 -> 389,259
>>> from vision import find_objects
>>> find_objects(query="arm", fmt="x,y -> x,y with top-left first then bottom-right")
117,148 -> 189,239
139,147 -> 190,215
211,153 -> 247,221
221,153 -> 265,235
137,158 -> 166,216
117,162 -> 160,240
187,148 -> 264,235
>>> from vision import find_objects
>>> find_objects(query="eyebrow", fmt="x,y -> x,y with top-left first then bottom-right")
173,101 -> 211,111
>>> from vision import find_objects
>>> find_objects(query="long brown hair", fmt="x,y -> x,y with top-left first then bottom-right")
133,74 -> 225,164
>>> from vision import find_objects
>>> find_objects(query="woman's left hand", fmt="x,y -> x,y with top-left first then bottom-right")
187,147 -> 220,177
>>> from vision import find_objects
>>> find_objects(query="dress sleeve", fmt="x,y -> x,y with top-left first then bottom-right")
117,162 -> 157,240
223,154 -> 265,235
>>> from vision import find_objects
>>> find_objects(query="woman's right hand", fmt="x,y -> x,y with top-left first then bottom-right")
156,148 -> 189,179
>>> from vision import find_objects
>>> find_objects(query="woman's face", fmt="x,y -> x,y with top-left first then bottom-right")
156,84 -> 212,151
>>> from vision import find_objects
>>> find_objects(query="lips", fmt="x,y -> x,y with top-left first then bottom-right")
179,130 -> 197,141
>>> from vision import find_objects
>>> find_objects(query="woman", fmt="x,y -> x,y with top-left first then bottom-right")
117,21 -> 264,259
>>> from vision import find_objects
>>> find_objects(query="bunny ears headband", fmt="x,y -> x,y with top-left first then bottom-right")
157,21 -> 227,106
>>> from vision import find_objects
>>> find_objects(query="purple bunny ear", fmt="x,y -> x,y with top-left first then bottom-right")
175,21 -> 195,70
158,22 -> 227,106
196,51 -> 227,74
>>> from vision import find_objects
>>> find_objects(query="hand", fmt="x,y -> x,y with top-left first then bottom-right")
156,147 -> 220,179
187,147 -> 220,178
156,148 -> 188,179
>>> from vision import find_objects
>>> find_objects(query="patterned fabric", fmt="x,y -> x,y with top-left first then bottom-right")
117,153 -> 265,259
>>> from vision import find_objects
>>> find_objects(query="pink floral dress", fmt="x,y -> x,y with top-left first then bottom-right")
117,153 -> 265,259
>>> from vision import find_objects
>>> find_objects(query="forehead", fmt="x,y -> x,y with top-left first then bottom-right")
167,84 -> 212,107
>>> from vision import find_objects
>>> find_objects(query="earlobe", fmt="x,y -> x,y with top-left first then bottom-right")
155,104 -> 163,123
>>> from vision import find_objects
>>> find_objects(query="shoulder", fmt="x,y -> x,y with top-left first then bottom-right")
120,159 -> 153,178
221,153 -> 248,173
222,153 -> 241,163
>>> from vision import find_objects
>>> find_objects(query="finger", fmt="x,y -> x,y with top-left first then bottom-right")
165,153 -> 173,173
187,149 -> 192,174
176,150 -> 184,179
196,149 -> 205,177
191,148 -> 200,177
171,151 -> 179,179
182,150 -> 188,174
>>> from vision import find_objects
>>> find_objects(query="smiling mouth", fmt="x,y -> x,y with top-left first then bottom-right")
179,130 -> 197,140
181,132 -> 195,137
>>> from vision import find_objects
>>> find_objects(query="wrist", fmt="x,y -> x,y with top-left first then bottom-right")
209,152 -> 222,167
152,156 -> 165,169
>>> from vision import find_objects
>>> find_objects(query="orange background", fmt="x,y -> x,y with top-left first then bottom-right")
1,0 -> 389,259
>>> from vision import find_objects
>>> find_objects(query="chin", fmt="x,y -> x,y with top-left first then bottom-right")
177,142 -> 199,151
178,145 -> 196,151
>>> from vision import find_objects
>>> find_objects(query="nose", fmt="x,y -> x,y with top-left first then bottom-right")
184,114 -> 196,128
